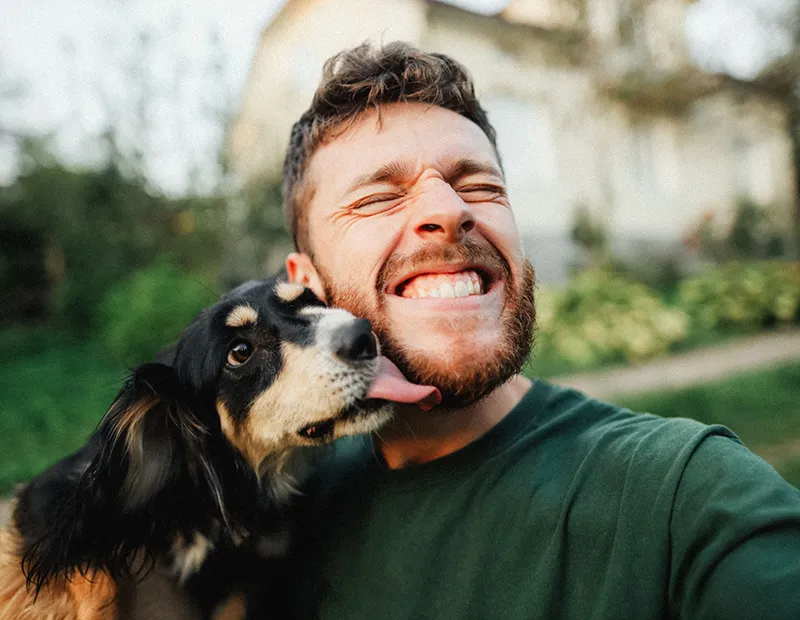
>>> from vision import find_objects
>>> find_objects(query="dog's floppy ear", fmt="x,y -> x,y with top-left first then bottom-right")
22,363 -> 226,589
98,363 -> 216,512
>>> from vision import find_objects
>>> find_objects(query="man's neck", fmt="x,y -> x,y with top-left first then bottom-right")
375,374 -> 533,469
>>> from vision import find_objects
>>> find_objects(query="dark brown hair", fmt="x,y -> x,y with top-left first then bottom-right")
282,41 -> 499,252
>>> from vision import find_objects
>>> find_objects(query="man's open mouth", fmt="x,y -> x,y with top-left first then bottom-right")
393,268 -> 493,299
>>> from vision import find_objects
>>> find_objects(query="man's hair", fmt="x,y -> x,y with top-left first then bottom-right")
282,41 -> 499,253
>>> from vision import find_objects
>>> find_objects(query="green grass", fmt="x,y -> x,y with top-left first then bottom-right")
614,362 -> 800,486
776,458 -> 800,488
0,327 -> 128,493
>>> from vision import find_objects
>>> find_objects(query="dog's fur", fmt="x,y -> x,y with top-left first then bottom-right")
0,275 -> 393,619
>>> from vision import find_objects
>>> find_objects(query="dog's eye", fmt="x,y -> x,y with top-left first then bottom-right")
227,340 -> 253,366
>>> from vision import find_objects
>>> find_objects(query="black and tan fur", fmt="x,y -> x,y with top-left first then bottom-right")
0,275 -> 393,619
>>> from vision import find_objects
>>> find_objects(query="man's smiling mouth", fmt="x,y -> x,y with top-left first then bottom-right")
379,241 -> 508,305
395,269 -> 486,299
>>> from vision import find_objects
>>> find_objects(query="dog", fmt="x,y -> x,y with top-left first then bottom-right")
0,275 -> 438,619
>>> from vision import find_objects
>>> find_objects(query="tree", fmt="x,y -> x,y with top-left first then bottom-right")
0,151 -> 223,328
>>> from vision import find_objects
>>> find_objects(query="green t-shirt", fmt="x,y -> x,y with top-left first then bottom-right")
287,380 -> 800,619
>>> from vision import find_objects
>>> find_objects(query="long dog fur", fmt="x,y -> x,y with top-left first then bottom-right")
0,276 -> 393,619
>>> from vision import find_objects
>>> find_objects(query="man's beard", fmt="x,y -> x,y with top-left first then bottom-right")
315,240 -> 536,409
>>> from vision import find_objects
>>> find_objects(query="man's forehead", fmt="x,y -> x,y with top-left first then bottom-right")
306,103 -> 500,192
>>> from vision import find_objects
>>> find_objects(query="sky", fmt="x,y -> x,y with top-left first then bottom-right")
0,0 -> 795,195
0,0 -> 286,192
685,0 -> 794,78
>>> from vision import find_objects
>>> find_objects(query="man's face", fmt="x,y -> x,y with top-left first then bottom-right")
295,102 -> 535,408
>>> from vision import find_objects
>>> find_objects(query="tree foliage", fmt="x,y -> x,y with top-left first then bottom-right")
0,150 -> 226,328
100,261 -> 217,365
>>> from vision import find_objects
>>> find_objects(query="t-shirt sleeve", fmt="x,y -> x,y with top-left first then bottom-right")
669,433 -> 800,619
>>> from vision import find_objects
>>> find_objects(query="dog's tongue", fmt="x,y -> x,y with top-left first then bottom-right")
367,356 -> 441,411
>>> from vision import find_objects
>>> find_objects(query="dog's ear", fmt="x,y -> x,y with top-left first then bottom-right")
97,363 -> 217,512
22,363 -> 226,589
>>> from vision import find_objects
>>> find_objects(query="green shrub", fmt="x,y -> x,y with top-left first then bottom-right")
1,161 -> 226,330
0,328 -> 125,492
100,262 -> 217,365
683,199 -> 788,262
536,269 -> 689,367
678,261 -> 800,331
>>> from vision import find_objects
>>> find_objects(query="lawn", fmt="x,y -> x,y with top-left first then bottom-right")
614,362 -> 800,487
0,328 -> 128,493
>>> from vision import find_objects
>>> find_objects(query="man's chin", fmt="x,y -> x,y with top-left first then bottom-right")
390,330 -> 503,365
379,342 -> 519,410
375,263 -> 537,410
316,257 -> 537,411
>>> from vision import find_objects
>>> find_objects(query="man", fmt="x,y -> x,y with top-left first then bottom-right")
281,42 -> 800,618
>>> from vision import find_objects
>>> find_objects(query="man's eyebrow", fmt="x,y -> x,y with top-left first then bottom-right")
445,158 -> 504,182
344,157 -> 504,195
345,160 -> 416,194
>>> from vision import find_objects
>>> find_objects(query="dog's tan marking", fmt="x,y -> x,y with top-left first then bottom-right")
225,305 -> 258,329
111,395 -> 159,462
218,399 -> 285,478
171,531 -> 214,583
240,342 -> 380,468
275,281 -> 306,303
212,591 -> 247,620
0,524 -> 117,620
109,394 -> 179,510
246,343 -> 334,457
216,342 -> 333,470
216,400 -> 245,457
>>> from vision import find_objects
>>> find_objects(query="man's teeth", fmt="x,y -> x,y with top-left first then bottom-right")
401,271 -> 484,299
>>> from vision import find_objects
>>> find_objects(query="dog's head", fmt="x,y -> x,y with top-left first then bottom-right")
20,276 -> 406,588
172,277 -> 395,464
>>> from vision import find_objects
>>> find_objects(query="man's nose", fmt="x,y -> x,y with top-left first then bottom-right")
411,182 -> 476,242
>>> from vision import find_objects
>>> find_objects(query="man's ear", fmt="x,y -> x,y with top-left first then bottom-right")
286,252 -> 327,303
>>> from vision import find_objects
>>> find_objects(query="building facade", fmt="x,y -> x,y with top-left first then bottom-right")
228,0 -> 796,282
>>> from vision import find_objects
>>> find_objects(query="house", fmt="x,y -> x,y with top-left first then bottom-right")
227,0 -> 797,283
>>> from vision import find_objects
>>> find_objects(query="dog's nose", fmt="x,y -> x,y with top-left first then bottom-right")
332,319 -> 378,361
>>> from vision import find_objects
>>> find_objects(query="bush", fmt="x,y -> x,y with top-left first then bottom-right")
100,262 -> 217,365
1,160 -> 226,330
536,269 -> 689,367
682,199 -> 788,262
677,261 -> 800,331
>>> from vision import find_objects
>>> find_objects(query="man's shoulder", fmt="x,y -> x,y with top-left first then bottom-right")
523,379 -> 743,484
528,378 -> 737,449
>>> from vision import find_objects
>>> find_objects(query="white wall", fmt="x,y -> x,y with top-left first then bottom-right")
228,0 -> 796,280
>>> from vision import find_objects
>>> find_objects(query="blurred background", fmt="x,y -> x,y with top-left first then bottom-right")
1,0 -> 799,498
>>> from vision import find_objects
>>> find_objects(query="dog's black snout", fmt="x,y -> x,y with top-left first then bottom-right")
333,319 -> 377,361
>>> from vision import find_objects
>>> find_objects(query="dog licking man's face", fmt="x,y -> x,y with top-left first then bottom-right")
172,278 -> 438,471
12,277 -> 437,598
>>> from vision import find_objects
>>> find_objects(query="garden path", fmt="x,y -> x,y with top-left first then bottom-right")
548,328 -> 800,400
